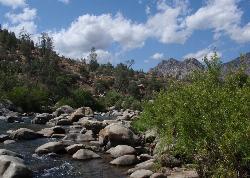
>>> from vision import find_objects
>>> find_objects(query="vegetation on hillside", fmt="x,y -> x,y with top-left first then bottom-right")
0,27 -> 166,112
133,54 -> 250,177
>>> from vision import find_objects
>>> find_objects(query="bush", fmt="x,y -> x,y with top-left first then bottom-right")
133,54 -> 250,177
8,86 -> 50,112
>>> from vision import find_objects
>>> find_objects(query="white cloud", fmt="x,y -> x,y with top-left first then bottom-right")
145,5 -> 151,15
184,48 -> 222,61
151,53 -> 164,60
0,0 -> 26,8
52,13 -> 149,59
5,7 -> 37,24
58,0 -> 70,4
3,7 -> 37,35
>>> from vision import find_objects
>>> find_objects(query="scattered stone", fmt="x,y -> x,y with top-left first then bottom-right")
80,119 -> 106,135
130,169 -> 153,178
107,145 -> 136,158
56,119 -> 72,125
38,126 -> 65,137
10,128 -> 43,140
35,141 -> 66,154
69,107 -> 93,122
72,149 -> 100,160
138,154 -> 153,162
63,132 -> 95,142
110,155 -> 137,166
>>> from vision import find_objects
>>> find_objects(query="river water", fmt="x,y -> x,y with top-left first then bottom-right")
0,120 -> 128,178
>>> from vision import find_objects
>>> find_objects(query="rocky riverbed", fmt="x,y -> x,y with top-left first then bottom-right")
0,101 -> 198,178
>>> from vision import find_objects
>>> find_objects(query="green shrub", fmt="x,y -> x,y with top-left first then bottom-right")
8,86 -> 50,112
133,54 -> 250,177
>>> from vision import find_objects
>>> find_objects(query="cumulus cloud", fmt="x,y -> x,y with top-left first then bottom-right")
52,13 -> 149,59
5,7 -> 37,24
3,7 -> 37,35
151,53 -> 164,60
184,48 -> 222,61
0,0 -> 26,9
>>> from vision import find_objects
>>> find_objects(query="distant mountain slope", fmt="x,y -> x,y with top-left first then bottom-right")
150,53 -> 250,79
150,58 -> 204,79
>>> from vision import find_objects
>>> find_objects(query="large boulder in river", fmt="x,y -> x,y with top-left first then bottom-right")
53,105 -> 74,117
99,123 -> 138,146
69,107 -> 94,122
35,141 -> 66,154
0,155 -> 32,178
72,149 -> 100,160
110,155 -> 138,166
129,169 -> 153,178
32,113 -> 53,124
10,128 -> 43,140
107,145 -> 136,158
79,118 -> 107,135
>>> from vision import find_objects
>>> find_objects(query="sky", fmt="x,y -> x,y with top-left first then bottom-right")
0,0 -> 250,71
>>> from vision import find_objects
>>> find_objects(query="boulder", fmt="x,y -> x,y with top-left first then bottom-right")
69,107 -> 94,122
127,159 -> 155,174
10,128 -> 43,140
107,145 -> 136,158
38,126 -> 65,137
0,134 -> 9,142
130,169 -> 153,178
3,140 -> 16,145
145,129 -> 157,143
32,113 -> 53,124
6,115 -> 23,123
150,173 -> 167,178
0,155 -> 32,178
0,149 -> 22,158
110,155 -> 138,166
72,149 -> 100,160
66,144 -> 85,154
35,142 -> 66,154
53,105 -> 74,117
63,132 -> 95,142
80,119 -> 107,135
99,123 -> 138,146
56,119 -> 72,125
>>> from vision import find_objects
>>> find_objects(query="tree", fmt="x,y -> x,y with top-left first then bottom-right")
39,32 -> 53,56
88,47 -> 99,72
128,81 -> 141,99
19,29 -> 33,59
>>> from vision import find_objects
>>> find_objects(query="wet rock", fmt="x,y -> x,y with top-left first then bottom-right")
53,105 -> 74,117
150,173 -> 167,178
38,126 -> 66,137
127,159 -> 155,174
0,134 -> 9,142
130,169 -> 153,178
69,107 -> 94,122
10,128 -> 43,140
66,144 -> 85,154
110,155 -> 138,166
3,140 -> 16,145
0,155 -> 32,178
107,145 -> 136,158
63,132 -> 95,142
6,115 -> 23,123
99,123 -> 138,146
72,149 -> 100,160
32,113 -> 53,124
35,141 -> 66,154
0,149 -> 22,158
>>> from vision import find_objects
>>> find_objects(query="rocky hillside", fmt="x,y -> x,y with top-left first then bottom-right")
150,58 -> 204,79
150,53 -> 250,79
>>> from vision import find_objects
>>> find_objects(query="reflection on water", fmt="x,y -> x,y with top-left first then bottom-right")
0,120 -> 127,178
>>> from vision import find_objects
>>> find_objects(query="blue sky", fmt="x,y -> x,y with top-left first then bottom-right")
0,0 -> 250,71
